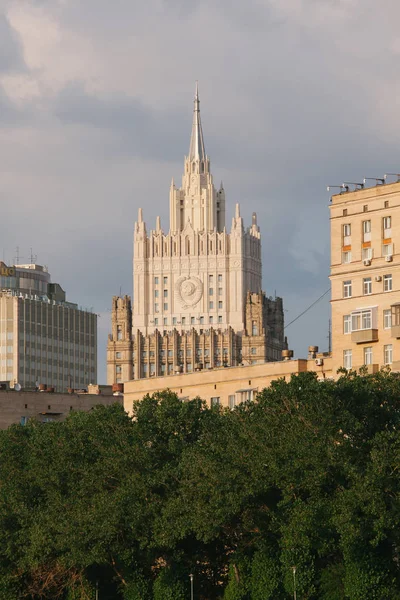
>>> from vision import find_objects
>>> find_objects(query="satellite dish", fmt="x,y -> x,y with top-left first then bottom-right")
14,383 -> 22,392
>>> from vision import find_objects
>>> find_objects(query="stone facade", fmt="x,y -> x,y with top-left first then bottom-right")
123,355 -> 333,412
107,86 -> 287,384
330,181 -> 400,373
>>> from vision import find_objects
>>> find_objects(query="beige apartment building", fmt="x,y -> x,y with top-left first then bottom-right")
330,181 -> 400,372
123,352 -> 333,412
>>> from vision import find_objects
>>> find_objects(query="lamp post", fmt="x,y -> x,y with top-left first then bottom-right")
189,573 -> 194,600
95,580 -> 98,600
291,566 -> 297,600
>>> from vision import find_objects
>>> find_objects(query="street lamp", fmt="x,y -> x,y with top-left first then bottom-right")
291,566 -> 297,600
189,573 -> 194,600
95,580 -> 99,600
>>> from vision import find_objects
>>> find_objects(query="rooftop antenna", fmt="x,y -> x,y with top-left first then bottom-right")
29,248 -> 37,264
363,177 -> 385,185
327,184 -> 349,193
343,181 -> 364,190
13,247 -> 23,265
384,173 -> 400,182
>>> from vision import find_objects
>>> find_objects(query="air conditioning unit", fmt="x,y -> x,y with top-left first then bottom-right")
375,275 -> 382,282
363,259 -> 371,266
315,358 -> 324,366
385,255 -> 393,262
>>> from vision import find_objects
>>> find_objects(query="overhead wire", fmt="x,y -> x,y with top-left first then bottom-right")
284,287 -> 331,330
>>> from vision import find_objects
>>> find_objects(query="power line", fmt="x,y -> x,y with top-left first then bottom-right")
284,287 -> 331,330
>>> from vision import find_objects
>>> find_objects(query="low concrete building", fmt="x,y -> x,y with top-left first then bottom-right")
0,387 -> 121,429
123,354 -> 333,413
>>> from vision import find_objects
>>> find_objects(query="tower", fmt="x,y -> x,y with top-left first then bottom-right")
108,86 -> 287,383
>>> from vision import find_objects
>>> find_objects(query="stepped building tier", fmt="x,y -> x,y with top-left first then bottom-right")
107,86 -> 287,383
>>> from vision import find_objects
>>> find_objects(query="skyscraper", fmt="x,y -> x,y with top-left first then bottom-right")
107,86 -> 287,383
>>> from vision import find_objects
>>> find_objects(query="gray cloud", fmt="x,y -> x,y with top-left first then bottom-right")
0,14 -> 25,73
2,0 -> 400,379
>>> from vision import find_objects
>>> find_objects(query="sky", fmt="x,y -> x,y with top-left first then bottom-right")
1,0 -> 400,382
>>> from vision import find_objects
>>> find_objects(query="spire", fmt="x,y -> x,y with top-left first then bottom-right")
138,207 -> 143,223
189,82 -> 206,161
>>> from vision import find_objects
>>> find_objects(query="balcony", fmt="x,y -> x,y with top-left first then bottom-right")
391,325 -> 400,339
351,329 -> 378,344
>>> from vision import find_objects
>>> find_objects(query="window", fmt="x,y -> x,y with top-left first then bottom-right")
163,318 -> 168,326
191,317 -> 195,325
343,209 -> 348,217
364,346 -> 373,365
363,277 -> 372,295
384,309 -> 391,329
181,317 -> 186,325
343,280 -> 352,298
343,315 -> 351,334
363,205 -> 368,212
351,309 -> 373,331
172,317 -> 177,325
385,200 -> 389,208
252,320 -> 258,336
384,344 -> 393,365
218,316 -> 222,324
362,247 -> 372,261
163,277 -> 168,284
209,301 -> 214,309
163,289 -> 168,298
154,277 -> 159,285
209,275 -> 213,283
363,220 -> 371,241
218,274 -> 222,282
343,349 -> 352,370
383,216 -> 391,232
251,347 -> 256,355
200,316 -> 204,325
211,397 -> 220,407
218,287 -> 223,296
186,349 -> 191,357
154,318 -> 158,326
209,316 -> 213,324
382,243 -> 393,257
343,223 -> 351,238
384,274 -> 392,292
209,288 -> 213,296
164,303 -> 168,310
116,352 -> 121,359
168,350 -> 173,357
154,303 -> 159,312
116,365 -> 122,374
117,326 -> 122,341
228,395 -> 236,410
342,251 -> 351,264
154,290 -> 159,298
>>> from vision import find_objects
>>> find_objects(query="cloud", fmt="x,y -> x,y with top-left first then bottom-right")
0,14 -> 25,73
2,0 -> 400,379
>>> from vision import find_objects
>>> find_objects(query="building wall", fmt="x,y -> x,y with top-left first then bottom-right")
0,294 -> 97,390
330,181 -> 400,372
123,356 -> 333,413
107,291 -> 287,383
0,389 -> 121,430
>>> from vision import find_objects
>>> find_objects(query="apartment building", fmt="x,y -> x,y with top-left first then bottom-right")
330,181 -> 400,372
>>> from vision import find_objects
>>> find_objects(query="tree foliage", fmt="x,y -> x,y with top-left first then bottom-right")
0,372 -> 399,598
